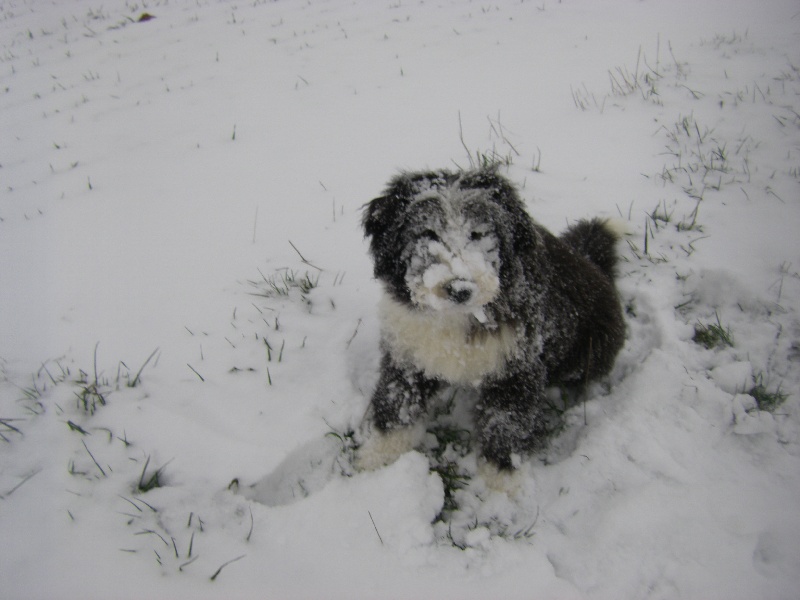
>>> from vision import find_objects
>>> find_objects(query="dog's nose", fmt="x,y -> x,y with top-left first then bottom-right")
445,281 -> 473,304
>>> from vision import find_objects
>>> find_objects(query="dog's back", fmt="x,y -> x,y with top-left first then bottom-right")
534,218 -> 626,385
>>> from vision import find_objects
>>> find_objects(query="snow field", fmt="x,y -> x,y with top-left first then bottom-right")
1,0 -> 799,598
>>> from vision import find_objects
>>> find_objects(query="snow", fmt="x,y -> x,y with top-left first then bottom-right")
1,0 -> 799,598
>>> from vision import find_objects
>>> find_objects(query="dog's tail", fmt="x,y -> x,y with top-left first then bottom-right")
560,218 -> 628,279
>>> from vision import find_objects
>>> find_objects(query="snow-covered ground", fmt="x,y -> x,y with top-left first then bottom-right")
2,0 -> 799,597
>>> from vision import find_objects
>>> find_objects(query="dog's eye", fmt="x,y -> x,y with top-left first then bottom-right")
420,230 -> 440,242
469,231 -> 487,242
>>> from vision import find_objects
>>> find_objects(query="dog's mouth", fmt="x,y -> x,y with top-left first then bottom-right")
421,276 -> 478,307
407,272 -> 497,325
431,278 -> 491,324
442,278 -> 476,304
403,221 -> 501,321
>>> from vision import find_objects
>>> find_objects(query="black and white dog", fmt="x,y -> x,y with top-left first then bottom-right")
358,168 -> 625,473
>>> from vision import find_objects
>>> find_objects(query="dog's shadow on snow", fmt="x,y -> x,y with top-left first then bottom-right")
229,266 -> 383,508
235,434 -> 352,507
235,318 -> 378,507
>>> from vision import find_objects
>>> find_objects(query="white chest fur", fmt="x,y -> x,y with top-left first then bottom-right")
378,295 -> 518,385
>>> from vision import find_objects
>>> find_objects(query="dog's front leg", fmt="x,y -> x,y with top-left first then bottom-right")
356,352 -> 439,471
476,360 -> 549,471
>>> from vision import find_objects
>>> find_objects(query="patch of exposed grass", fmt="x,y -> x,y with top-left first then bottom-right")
749,374 -> 789,413
249,268 -> 320,300
693,311 -> 734,349
426,423 -> 472,514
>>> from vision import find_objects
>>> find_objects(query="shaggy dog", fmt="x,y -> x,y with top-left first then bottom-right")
358,168 -> 625,472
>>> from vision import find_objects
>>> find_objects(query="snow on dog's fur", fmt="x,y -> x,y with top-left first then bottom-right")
359,168 -> 625,472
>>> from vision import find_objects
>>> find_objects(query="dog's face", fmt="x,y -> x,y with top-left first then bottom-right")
398,188 -> 501,320
364,171 -> 529,322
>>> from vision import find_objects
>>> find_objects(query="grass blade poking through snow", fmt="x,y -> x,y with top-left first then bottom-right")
138,455 -> 171,492
82,440 -> 107,477
0,418 -> 23,443
128,347 -> 160,388
209,554 -> 246,582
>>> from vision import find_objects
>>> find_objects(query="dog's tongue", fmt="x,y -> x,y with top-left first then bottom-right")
472,307 -> 488,324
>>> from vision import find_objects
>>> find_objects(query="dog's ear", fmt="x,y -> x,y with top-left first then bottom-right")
362,193 -> 405,293
362,195 -> 392,239
464,170 -> 541,256
363,173 -> 416,239
512,209 -> 541,255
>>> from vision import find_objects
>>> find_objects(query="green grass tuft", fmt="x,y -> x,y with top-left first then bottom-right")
73,381 -> 107,414
693,311 -> 734,349
138,455 -> 170,492
749,374 -> 789,413
430,458 -> 471,514
426,422 -> 473,516
251,268 -> 320,300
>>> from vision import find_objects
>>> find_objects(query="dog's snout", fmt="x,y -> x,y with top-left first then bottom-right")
446,280 -> 474,304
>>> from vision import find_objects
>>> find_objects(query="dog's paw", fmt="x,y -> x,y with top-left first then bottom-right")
355,425 -> 424,471
476,459 -> 535,499
478,461 -> 522,495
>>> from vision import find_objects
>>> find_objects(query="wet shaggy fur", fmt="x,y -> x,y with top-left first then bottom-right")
362,168 -> 625,469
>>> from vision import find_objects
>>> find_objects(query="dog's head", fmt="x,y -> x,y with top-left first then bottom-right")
363,169 -> 538,321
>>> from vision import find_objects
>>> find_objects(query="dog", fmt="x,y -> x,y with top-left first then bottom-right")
358,168 -> 625,473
